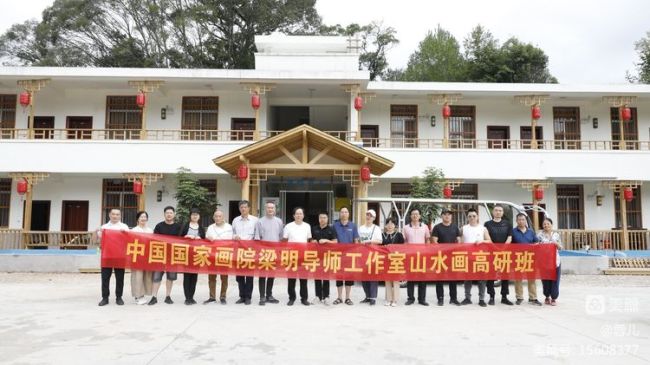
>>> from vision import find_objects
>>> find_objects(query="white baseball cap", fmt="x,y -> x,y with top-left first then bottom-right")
366,209 -> 377,218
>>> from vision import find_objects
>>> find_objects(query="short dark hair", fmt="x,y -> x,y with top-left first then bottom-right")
543,217 -> 553,225
493,204 -> 505,211
190,208 -> 201,215
409,208 -> 420,215
109,208 -> 121,214
163,206 -> 175,213
516,213 -> 528,220
293,207 -> 304,215
318,211 -> 329,217
466,208 -> 478,215
239,200 -> 250,208
135,211 -> 148,220
385,217 -> 398,226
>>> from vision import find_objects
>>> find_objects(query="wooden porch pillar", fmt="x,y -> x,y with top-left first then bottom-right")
250,184 -> 259,217
17,79 -> 49,140
620,185 -> 629,250
10,172 -> 49,249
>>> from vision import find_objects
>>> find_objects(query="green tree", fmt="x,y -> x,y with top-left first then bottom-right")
410,167 -> 446,225
173,167 -> 217,224
627,31 -> 650,83
403,26 -> 466,82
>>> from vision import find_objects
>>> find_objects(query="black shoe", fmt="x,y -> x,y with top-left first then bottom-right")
360,298 -> 370,304
259,299 -> 266,306
501,297 -> 514,306
516,299 -> 523,305
116,297 -> 124,306
220,298 -> 227,305
461,298 -> 472,305
405,299 -> 415,305
418,301 -> 430,306
488,297 -> 495,306
235,298 -> 246,304
369,299 -> 376,306
184,299 -> 192,305
244,299 -> 251,305
301,300 -> 311,306
164,296 -> 173,304
437,299 -> 444,306
190,299 -> 197,305
529,299 -> 543,306
203,298 -> 216,304
148,296 -> 158,306
287,299 -> 295,306
98,298 -> 109,306
479,300 -> 487,307
450,299 -> 461,306
266,296 -> 280,304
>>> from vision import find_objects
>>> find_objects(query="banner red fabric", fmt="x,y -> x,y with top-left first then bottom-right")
100,230 -> 558,281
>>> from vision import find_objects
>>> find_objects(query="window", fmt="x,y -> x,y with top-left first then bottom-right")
553,107 -> 580,149
449,105 -> 476,148
615,188 -> 643,229
556,185 -> 584,229
0,179 -> 10,227
0,95 -> 16,129
182,97 -> 219,140
611,107 -> 638,150
198,179 -> 217,227
449,184 -> 478,226
105,96 -> 142,139
231,118 -> 255,141
102,179 -> 138,227
390,105 -> 418,148
360,125 -> 379,147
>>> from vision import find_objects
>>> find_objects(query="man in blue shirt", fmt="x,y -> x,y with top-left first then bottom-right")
332,207 -> 359,305
512,213 -> 542,306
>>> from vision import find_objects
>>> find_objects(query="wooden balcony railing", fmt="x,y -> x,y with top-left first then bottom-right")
558,229 -> 649,251
0,230 -> 96,249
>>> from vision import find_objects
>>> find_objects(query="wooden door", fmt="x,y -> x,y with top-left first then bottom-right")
33,116 -> 54,139
231,118 -> 255,141
66,116 -> 93,139
487,126 -> 510,149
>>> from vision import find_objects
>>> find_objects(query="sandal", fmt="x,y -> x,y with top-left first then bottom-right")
345,298 -> 354,305
332,298 -> 343,305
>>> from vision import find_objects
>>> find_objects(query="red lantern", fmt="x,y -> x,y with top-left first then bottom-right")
443,185 -> 452,199
531,105 -> 541,120
621,106 -> 632,122
136,92 -> 146,108
354,96 -> 363,111
251,93 -> 261,110
237,164 -> 249,181
534,186 -> 544,201
360,165 -> 371,182
623,187 -> 634,202
16,178 -> 28,195
442,104 -> 451,118
19,92 -> 31,107
132,179 -> 143,195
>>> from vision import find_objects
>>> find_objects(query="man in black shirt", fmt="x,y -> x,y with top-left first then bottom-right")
311,212 -> 338,305
149,206 -> 181,305
431,209 -> 462,306
484,204 -> 514,306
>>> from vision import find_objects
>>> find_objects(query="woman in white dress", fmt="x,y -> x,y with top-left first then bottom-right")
130,211 -> 154,305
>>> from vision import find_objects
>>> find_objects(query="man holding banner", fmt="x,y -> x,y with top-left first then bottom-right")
283,207 -> 312,306
205,210 -> 232,305
255,201 -> 284,306
232,200 -> 258,305
97,208 -> 129,306
403,208 -> 431,306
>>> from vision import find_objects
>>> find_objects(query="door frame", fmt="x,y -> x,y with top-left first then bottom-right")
61,200 -> 90,231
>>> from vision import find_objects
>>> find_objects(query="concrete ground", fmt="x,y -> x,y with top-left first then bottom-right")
0,273 -> 648,365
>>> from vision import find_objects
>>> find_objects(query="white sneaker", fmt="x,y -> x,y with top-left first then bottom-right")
390,302 -> 397,307
311,298 -> 321,305
322,298 -> 330,306
384,301 -> 391,306
137,297 -> 148,305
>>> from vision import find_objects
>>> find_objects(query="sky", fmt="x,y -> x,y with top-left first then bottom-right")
1,0 -> 648,84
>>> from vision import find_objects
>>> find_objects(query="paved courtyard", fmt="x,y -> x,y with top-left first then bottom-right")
0,273 -> 648,364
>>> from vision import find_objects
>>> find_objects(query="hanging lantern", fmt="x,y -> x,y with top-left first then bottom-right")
354,96 -> 363,111
251,93 -> 261,110
16,178 -> 28,195
132,179 -> 143,195
443,185 -> 452,199
136,92 -> 146,108
621,106 -> 632,122
237,164 -> 249,181
442,104 -> 451,118
534,186 -> 544,201
531,105 -> 541,120
19,91 -> 31,107
360,165 -> 371,182
623,187 -> 634,202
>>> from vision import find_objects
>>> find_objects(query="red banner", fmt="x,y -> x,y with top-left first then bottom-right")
100,230 -> 558,281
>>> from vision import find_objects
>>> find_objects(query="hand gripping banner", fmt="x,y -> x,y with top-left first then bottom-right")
100,230 -> 558,281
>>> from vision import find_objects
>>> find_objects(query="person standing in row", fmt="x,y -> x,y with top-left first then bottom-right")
332,207 -> 359,305
232,200 -> 258,305
254,201 -> 283,306
130,211 -> 153,305
484,204 -> 514,306
97,208 -> 129,306
403,208 -> 431,306
311,211 -> 338,305
205,210 -> 232,305
283,207 -> 312,306
461,208 -> 492,307
537,217 -> 562,306
149,206 -> 181,305
180,208 -> 205,305
358,209 -> 382,306
512,213 -> 542,306
431,208 -> 461,306
381,217 -> 404,307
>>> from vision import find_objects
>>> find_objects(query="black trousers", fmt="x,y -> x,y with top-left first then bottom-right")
183,273 -> 198,300
407,281 -> 427,302
236,276 -> 254,299
288,278 -> 308,301
435,281 -> 458,300
259,277 -> 275,298
314,280 -> 330,300
487,280 -> 510,297
101,267 -> 125,299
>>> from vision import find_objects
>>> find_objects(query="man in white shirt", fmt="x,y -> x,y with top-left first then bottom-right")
254,201 -> 284,305
204,210 -> 233,305
232,200 -> 258,305
283,207 -> 311,306
96,208 -> 129,306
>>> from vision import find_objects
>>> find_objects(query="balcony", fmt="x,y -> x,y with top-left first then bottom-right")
558,229 -> 648,251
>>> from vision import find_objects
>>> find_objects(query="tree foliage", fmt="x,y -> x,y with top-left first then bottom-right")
409,167 -> 446,225
173,167 -> 217,224
627,31 -> 650,84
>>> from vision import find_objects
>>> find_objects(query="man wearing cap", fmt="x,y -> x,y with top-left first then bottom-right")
431,208 -> 462,306
358,209 -> 382,305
